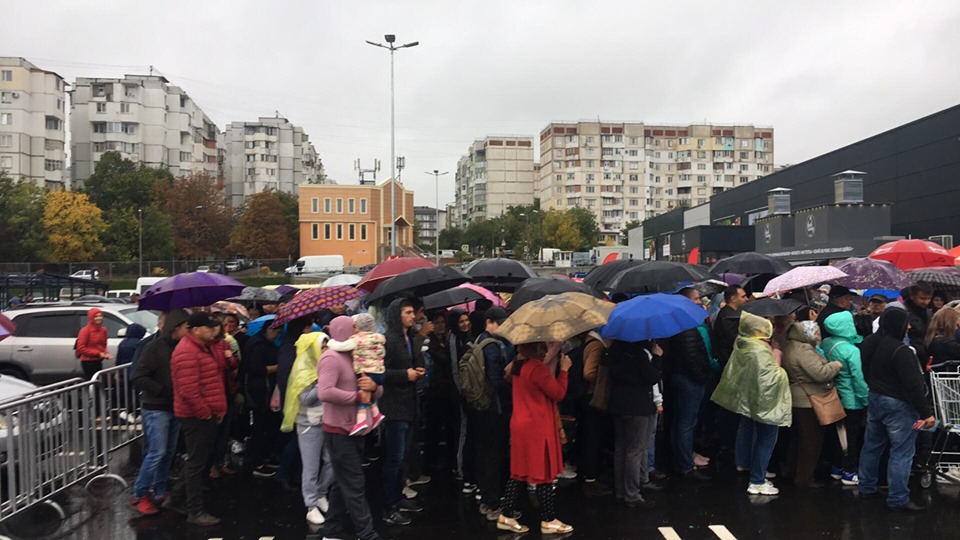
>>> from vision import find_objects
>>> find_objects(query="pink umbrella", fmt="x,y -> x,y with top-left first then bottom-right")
0,313 -> 15,342
453,283 -> 504,311
762,266 -> 848,296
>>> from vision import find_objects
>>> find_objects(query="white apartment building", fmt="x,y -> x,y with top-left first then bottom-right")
453,136 -> 535,227
70,74 -> 219,187
414,205 -> 447,246
539,122 -> 774,244
0,58 -> 67,189
222,116 -> 324,207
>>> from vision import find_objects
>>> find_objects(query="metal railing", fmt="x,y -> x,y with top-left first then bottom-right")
92,365 -> 142,454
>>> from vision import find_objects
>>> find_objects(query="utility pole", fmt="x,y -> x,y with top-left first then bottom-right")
427,170 -> 449,264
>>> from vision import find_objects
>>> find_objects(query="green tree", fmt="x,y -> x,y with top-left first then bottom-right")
541,209 -> 582,251
0,173 -> 47,261
438,226 -> 463,250
141,204 -> 175,261
44,191 -> 106,262
567,207 -> 600,251
100,206 -> 139,261
83,151 -> 172,211
274,191 -> 300,259
152,172 -> 233,259
229,190 -> 294,258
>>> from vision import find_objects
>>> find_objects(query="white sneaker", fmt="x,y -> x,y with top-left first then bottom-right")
403,486 -> 418,499
747,482 -> 779,496
316,496 -> 329,513
406,475 -> 432,486
558,464 -> 578,480
306,506 -> 326,525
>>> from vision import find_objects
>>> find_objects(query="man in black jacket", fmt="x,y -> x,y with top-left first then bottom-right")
858,307 -> 936,512
902,282 -> 933,365
817,285 -> 858,339
666,288 -> 712,478
130,309 -> 189,516
712,285 -> 747,366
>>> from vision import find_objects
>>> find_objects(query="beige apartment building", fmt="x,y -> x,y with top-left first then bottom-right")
453,136 -> 536,227
539,122 -> 774,244
0,58 -> 68,189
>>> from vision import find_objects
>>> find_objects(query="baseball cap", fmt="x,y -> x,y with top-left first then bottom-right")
868,293 -> 890,303
485,306 -> 509,325
187,312 -> 221,329
828,285 -> 858,299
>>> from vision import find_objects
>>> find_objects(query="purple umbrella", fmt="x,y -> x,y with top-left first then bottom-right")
832,257 -> 913,290
138,272 -> 247,311
719,273 -> 745,286
275,285 -> 299,295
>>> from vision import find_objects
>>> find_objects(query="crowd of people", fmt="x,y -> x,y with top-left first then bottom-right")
78,275 -> 960,536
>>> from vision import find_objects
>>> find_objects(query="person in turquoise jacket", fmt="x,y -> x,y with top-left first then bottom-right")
822,311 -> 868,486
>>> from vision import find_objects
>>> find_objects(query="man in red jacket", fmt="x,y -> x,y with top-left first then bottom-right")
166,312 -> 227,527
76,307 -> 112,379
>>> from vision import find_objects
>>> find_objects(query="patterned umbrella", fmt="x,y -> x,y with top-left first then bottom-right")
762,266 -> 848,296
355,258 -> 436,292
271,285 -> 363,328
709,252 -> 792,275
206,301 -> 250,321
138,272 -> 247,311
868,239 -> 954,271
832,257 -> 914,290
908,267 -> 960,295
495,292 -> 614,345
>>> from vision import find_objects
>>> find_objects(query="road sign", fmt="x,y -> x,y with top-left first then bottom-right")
461,244 -> 469,252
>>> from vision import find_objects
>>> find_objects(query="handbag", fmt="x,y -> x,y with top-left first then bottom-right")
786,356 -> 846,426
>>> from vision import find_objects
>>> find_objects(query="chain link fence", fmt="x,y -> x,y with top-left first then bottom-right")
0,258 -> 297,281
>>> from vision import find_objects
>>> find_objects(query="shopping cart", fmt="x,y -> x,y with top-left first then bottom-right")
919,370 -> 960,488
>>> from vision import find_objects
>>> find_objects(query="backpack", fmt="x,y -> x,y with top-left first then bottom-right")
458,337 -> 499,411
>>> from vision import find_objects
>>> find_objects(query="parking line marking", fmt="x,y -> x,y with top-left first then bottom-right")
710,525 -> 738,540
658,527 -> 683,540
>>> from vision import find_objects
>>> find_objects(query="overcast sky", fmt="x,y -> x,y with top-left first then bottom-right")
5,0 -> 959,207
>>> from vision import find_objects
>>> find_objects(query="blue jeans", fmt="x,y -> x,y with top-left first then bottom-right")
858,392 -> 920,507
669,373 -> 705,474
383,420 -> 412,509
735,415 -> 779,485
133,409 -> 180,499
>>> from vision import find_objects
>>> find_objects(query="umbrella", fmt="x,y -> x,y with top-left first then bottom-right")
709,252 -> 792,275
718,273 -> 745,286
583,259 -> 646,291
690,279 -> 730,298
868,239 -> 954,271
832,257 -> 914,290
365,266 -> 472,305
139,272 -> 246,311
607,261 -> 713,295
908,267 -> 960,295
599,293 -> 708,342
0,313 -> 15,342
422,288 -> 485,311
272,285 -> 364,327
356,258 -> 436,292
762,266 -> 848,296
227,286 -> 282,306
464,258 -> 537,282
741,273 -> 778,295
495,292 -> 614,345
321,274 -> 363,287
863,289 -> 901,301
508,276 -> 603,310
737,298 -> 804,318
274,285 -> 300,295
247,314 -> 276,336
454,283 -> 505,311
207,300 -> 250,320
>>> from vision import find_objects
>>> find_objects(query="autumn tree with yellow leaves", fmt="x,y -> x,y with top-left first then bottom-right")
44,191 -> 106,262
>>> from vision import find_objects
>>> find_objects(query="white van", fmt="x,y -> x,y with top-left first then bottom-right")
284,255 -> 344,277
106,289 -> 138,300
136,277 -> 165,294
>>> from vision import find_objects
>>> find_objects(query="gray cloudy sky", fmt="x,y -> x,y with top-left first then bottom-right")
5,0 -> 959,207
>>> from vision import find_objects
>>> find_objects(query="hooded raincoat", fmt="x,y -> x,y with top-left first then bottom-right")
281,332 -> 329,432
76,308 -> 109,362
711,312 -> 792,427
821,312 -> 869,411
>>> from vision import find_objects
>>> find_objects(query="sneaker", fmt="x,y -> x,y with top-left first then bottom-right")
558,464 -> 578,479
398,499 -> 423,513
253,466 -> 276,478
830,466 -> 843,480
649,469 -> 668,481
480,503 -> 500,521
462,482 -> 477,494
693,453 -> 711,467
402,486 -> 418,499
747,482 -> 780,496
765,471 -> 776,479
306,507 -> 326,525
582,480 -> 612,498
316,496 -> 329,513
889,501 -> 927,512
349,420 -> 370,437
406,475 -> 432,486
841,472 -> 859,486
132,497 -> 159,516
187,512 -> 222,526
370,412 -> 386,430
382,508 -> 412,525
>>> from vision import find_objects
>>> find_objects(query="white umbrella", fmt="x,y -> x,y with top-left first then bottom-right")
762,266 -> 848,296
321,274 -> 362,287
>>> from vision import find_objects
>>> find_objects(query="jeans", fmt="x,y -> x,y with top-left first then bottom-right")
735,415 -> 779,486
211,402 -> 234,468
322,433 -> 380,540
669,373 -> 705,474
648,413 -> 658,472
858,393 -> 920,507
170,417 -> 218,516
133,409 -> 180,498
383,420 -> 412,509
613,414 -> 655,502
297,424 -> 335,508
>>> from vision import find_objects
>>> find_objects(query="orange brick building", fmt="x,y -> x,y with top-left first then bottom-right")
299,180 -> 416,267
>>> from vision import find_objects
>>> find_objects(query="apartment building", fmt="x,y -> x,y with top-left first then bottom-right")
70,74 -> 219,187
413,205 -> 447,247
453,136 -> 536,227
222,116 -> 324,207
0,58 -> 68,189
539,122 -> 774,244
299,179 -> 415,267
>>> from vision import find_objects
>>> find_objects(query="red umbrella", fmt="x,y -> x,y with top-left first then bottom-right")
868,239 -> 954,271
355,257 -> 435,292
272,285 -> 364,328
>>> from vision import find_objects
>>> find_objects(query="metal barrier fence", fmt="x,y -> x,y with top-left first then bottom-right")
92,365 -> 143,454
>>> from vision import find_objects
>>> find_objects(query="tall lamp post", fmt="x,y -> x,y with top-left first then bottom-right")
366,34 -> 419,256
427,170 -> 448,264
138,207 -> 143,277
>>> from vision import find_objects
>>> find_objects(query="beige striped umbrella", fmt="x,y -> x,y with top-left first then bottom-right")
494,292 -> 614,345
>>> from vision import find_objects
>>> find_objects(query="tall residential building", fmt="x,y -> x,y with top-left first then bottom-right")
413,205 -> 447,247
0,58 -> 67,189
70,74 -> 219,188
539,122 -> 774,244
222,117 -> 324,207
453,136 -> 535,227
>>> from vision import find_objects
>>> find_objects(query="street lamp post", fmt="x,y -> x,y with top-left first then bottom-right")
138,207 -> 143,277
427,170 -> 448,264
366,34 -> 419,256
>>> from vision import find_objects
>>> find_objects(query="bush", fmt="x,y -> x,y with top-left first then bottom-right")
260,265 -> 272,275
151,267 -> 168,277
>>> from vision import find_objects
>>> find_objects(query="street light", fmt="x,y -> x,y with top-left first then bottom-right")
427,170 -> 449,264
138,207 -> 143,277
366,34 -> 419,256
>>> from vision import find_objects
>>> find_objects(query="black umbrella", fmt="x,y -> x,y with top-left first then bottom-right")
422,288 -> 485,311
583,259 -> 647,290
464,258 -> 538,293
908,267 -> 960,295
366,266 -> 473,304
508,277 -> 603,310
607,261 -> 714,295
709,252 -> 792,275
740,273 -> 779,295
740,298 -> 804,318
227,286 -> 282,306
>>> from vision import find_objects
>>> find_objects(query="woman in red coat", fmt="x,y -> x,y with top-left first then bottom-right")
76,307 -> 112,380
497,342 -> 574,536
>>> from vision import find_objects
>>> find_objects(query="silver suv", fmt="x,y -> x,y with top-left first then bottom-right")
0,303 -> 158,384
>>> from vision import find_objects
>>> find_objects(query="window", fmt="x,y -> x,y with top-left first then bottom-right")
0,113 -> 12,125
679,137 -> 689,145
629,137 -> 638,145
585,173 -> 595,181
246,167 -> 255,176
566,172 -> 575,180
697,188 -> 707,195
586,186 -> 595,193
348,198 -> 355,213
360,224 -> 368,241
741,140 -> 749,148
667,140 -> 674,147
125,86 -> 136,98
586,136 -> 595,144
120,103 -> 131,114
324,198 -> 331,213
323,223 -> 332,240
0,155 -> 12,169
697,163 -> 706,170
360,199 -> 368,213
336,198 -> 343,213
96,102 -> 107,113
697,175 -> 706,182
740,176 -> 749,184
20,313 -> 78,338
629,174 -> 638,181
630,187 -> 639,194
0,135 -> 11,147
312,223 -> 319,240
1,70 -> 12,82
336,224 -> 343,240
0,92 -> 11,103
348,224 -> 356,240
179,151 -> 191,162
44,159 -> 62,171
244,141 -> 255,149
586,160 -> 595,168
630,199 -> 639,206
311,198 -> 319,213
740,164 -> 749,171
101,314 -> 131,338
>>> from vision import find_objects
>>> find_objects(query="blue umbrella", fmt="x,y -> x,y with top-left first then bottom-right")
600,293 -> 708,342
862,289 -> 901,301
138,272 -> 246,311
246,314 -> 277,337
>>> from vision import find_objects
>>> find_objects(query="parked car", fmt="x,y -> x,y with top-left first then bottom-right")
225,261 -> 240,272
209,263 -> 225,274
105,289 -> 138,300
70,270 -> 99,280
196,265 -> 211,273
0,304 -> 159,385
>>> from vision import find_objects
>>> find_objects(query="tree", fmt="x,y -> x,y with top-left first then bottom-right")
152,172 -> 233,259
542,209 -> 582,251
273,191 -> 300,259
44,191 -> 105,262
438,226 -> 463,250
620,219 -> 642,246
83,151 -> 172,211
229,190 -> 294,259
0,173 -> 47,262
567,207 -> 601,251
141,204 -> 175,261
100,206 -> 139,261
